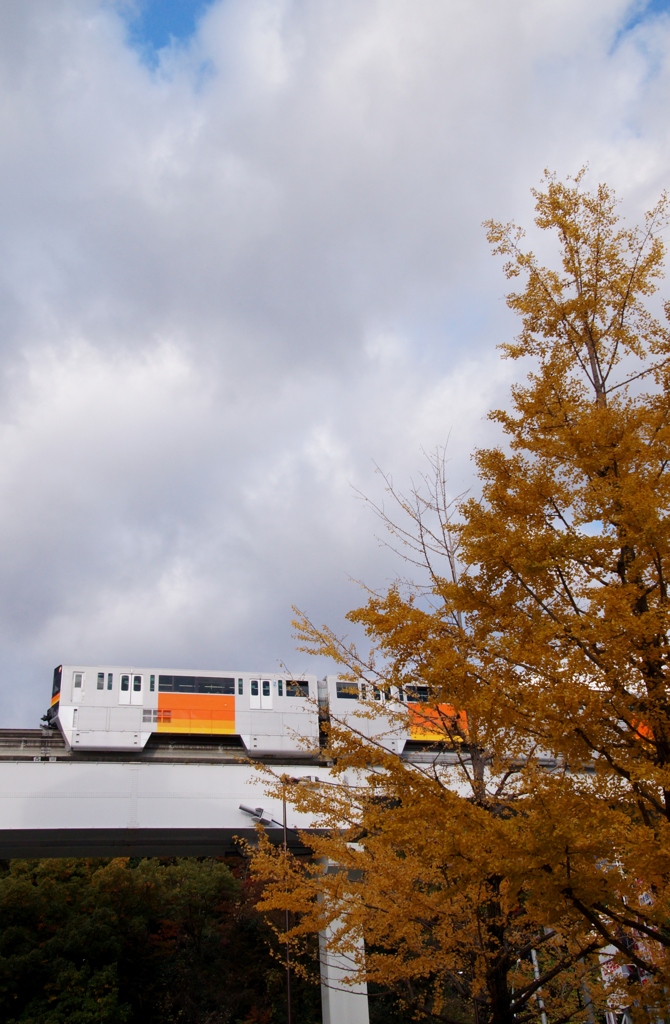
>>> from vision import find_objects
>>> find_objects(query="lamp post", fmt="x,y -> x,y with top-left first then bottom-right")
241,778 -> 308,1024
282,776 -> 292,1024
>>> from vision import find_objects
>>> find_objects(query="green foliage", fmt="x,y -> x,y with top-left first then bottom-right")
0,857 -> 321,1024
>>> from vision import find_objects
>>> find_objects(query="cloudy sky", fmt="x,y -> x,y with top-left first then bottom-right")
0,0 -> 669,725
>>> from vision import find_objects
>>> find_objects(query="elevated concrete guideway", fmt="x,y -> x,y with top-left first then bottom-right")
0,729 -> 326,857
0,727 -> 470,857
0,728 -> 371,1024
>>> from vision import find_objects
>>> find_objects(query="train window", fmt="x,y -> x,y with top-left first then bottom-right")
287,681 -> 309,698
73,672 -> 83,689
121,675 -> 130,692
251,680 -> 259,696
159,675 -> 195,692
373,688 -> 382,701
262,680 -> 270,697
406,685 -> 429,702
133,676 -> 142,692
278,680 -> 283,696
173,676 -> 195,692
97,673 -> 104,690
198,677 -> 235,694
150,675 -> 155,692
237,679 -> 243,695
158,675 -> 235,694
336,682 -> 358,699
107,673 -> 113,690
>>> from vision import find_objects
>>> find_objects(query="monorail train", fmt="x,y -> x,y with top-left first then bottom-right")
46,665 -> 466,756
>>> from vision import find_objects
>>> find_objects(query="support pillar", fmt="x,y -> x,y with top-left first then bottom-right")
319,924 -> 370,1024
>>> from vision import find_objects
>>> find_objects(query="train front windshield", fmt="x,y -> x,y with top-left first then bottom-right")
52,665 -> 62,699
47,665 -> 62,723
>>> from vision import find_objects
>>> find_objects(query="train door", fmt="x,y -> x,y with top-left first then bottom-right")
250,680 -> 260,709
72,670 -> 85,700
130,674 -> 143,705
119,674 -> 131,705
261,679 -> 272,710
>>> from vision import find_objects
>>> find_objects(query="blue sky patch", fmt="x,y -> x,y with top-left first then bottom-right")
619,0 -> 670,36
122,0 -> 216,61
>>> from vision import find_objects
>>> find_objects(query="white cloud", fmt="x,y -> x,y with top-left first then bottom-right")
0,0 -> 668,723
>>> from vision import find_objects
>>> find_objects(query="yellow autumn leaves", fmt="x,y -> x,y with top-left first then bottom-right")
251,173 -> 670,1024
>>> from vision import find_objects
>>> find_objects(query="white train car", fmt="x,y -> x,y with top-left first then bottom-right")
325,675 -> 408,753
48,665 -> 319,757
325,675 -> 468,752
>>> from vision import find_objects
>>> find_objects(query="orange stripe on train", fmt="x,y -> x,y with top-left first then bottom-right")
408,703 -> 468,743
157,693 -> 236,735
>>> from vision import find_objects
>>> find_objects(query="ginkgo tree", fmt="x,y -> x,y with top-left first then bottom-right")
250,172 -> 670,1024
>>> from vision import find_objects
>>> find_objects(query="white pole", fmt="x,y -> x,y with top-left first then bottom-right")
319,920 -> 370,1024
530,949 -> 548,1024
